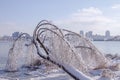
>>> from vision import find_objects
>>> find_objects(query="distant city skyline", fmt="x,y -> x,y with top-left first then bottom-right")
80,30 -> 113,36
1,30 -> 119,37
80,30 -> 120,41
1,30 -> 120,41
1,0 -> 120,36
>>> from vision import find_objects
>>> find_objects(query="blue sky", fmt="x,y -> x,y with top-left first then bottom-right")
0,0 -> 120,36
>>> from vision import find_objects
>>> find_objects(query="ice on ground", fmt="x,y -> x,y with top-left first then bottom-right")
0,65 -> 120,80
0,68 -> 73,80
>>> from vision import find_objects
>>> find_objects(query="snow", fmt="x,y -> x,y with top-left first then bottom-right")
62,64 -> 93,80
0,69 -> 72,80
0,68 -> 120,80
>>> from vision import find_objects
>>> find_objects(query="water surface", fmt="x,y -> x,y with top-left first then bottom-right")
93,41 -> 120,55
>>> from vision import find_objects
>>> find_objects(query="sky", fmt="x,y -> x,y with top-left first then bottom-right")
0,0 -> 120,36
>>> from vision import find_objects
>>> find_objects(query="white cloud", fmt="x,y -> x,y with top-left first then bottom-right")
70,7 -> 105,24
112,4 -> 120,9
55,7 -> 114,34
72,7 -> 102,17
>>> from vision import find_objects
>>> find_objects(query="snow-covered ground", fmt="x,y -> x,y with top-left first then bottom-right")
0,63 -> 120,80
0,68 -> 73,80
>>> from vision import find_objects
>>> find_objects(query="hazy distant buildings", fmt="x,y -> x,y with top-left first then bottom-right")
80,30 -> 115,41
92,35 -> 105,41
0,35 -> 13,41
105,30 -> 110,40
111,36 -> 120,41
80,30 -> 84,36
105,30 -> 110,37
0,30 -> 119,41
0,32 -> 22,41
85,31 -> 93,40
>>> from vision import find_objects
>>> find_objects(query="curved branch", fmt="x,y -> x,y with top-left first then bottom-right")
62,29 -> 104,55
34,28 -> 89,79
33,20 -> 93,80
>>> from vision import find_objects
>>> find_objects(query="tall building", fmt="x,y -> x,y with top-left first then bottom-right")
105,30 -> 110,37
86,31 -> 93,38
105,30 -> 110,40
85,31 -> 93,40
80,30 -> 84,36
